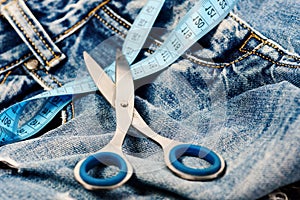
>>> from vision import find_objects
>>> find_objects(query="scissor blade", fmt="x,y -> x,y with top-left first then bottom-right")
83,52 -> 116,107
115,50 -> 135,133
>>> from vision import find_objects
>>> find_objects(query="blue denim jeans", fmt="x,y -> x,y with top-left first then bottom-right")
0,0 -> 299,199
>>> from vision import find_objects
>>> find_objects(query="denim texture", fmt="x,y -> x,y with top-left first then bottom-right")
0,0 -> 299,199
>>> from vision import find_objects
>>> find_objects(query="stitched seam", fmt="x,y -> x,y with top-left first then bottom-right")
101,6 -> 130,29
95,10 -> 255,68
186,51 -> 253,68
16,1 -> 59,61
42,68 -> 63,87
53,0 -> 111,41
229,13 -> 253,33
0,53 -> 31,72
1,0 -> 111,72
94,13 -> 126,38
28,68 -> 53,89
252,51 -> 300,68
239,33 -> 300,68
239,33 -> 264,53
229,13 -> 300,61
5,7 -> 48,63
0,70 -> 12,85
147,47 -> 254,69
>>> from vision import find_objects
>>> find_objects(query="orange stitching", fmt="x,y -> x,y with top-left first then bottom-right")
147,45 -> 254,69
0,53 -> 31,72
94,13 -> 126,38
0,70 -> 12,85
229,13 -> 253,33
1,0 -> 111,71
42,68 -> 63,87
252,51 -> 300,68
101,6 -> 130,29
16,1 -> 59,60
4,7 -> 48,63
229,13 -> 300,61
54,0 -> 111,41
239,34 -> 300,68
239,33 -> 264,53
27,68 -> 53,89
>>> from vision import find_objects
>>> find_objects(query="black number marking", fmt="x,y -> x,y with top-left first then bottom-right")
137,18 -> 147,27
205,6 -> 217,18
29,119 -> 40,127
145,5 -> 155,13
130,32 -> 141,41
161,50 -> 171,62
171,38 -> 181,51
41,107 -> 51,116
181,26 -> 193,39
193,15 -> 205,28
17,128 -> 28,135
148,60 -> 158,69
50,96 -> 61,104
217,0 -> 227,9
1,116 -> 11,127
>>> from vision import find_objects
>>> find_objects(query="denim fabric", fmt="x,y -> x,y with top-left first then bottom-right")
0,0 -> 299,199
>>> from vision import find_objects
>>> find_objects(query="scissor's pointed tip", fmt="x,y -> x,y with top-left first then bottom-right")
83,51 -> 90,60
83,51 -> 96,68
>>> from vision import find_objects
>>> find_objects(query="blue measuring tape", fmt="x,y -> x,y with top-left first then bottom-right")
0,0 -> 238,145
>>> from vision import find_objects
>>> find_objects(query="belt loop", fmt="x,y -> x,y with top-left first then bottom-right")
0,0 -> 66,70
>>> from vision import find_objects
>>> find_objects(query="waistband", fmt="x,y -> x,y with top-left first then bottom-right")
0,0 -> 299,76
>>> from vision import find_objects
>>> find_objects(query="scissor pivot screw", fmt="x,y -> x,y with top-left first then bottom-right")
120,102 -> 128,107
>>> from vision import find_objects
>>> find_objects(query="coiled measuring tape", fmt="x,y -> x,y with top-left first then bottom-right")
0,0 -> 237,145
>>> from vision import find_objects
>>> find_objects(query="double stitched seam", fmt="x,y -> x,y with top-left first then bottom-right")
16,1 -> 60,66
53,0 -> 111,41
31,0 -> 112,120
0,53 -> 31,72
238,33 -> 262,53
99,9 -> 260,69
4,7 -> 48,63
27,68 -> 53,89
0,70 -> 12,85
146,43 -> 254,69
9,1 -> 111,90
3,1 -> 299,72
98,7 -> 233,68
42,68 -> 63,87
101,6 -> 130,29
252,51 -> 300,68
230,13 -> 300,62
239,33 -> 300,68
94,13 -> 126,38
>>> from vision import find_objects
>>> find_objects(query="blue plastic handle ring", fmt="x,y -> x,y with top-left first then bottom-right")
79,152 -> 128,186
169,144 -> 222,176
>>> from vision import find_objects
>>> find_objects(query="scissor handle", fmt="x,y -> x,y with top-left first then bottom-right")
165,143 -> 225,180
74,150 -> 133,190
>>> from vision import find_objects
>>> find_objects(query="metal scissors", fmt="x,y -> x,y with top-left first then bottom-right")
74,50 -> 226,190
